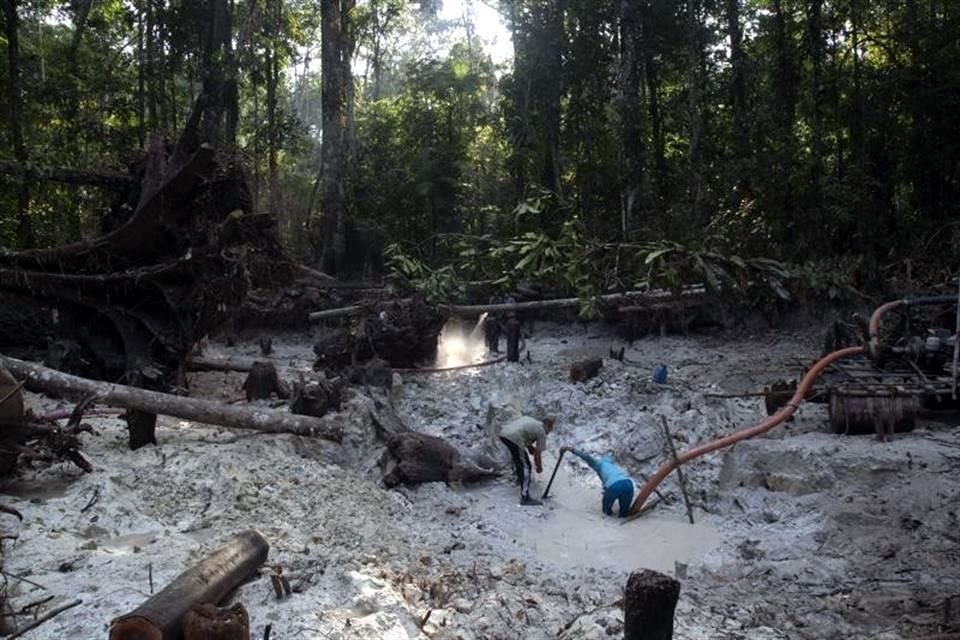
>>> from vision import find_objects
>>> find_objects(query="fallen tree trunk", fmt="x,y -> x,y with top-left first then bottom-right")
370,396 -> 498,487
1,356 -> 342,442
307,286 -> 707,321
309,299 -> 411,322
0,159 -> 135,189
442,286 -> 706,316
109,530 -> 268,640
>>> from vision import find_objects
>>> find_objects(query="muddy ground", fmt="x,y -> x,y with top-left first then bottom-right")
1,322 -> 958,639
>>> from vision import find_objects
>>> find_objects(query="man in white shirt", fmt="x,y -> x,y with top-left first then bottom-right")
499,415 -> 555,505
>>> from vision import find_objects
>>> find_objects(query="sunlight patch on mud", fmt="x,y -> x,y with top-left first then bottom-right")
435,316 -> 488,368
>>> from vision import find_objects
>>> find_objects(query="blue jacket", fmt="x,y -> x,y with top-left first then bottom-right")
570,448 -> 630,489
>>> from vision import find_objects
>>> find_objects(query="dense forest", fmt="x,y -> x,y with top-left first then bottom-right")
1,0 -> 958,305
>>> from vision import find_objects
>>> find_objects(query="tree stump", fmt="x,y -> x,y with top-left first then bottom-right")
258,337 -> 273,355
242,361 -> 289,401
124,410 -> 157,450
570,357 -> 603,382
289,374 -> 342,418
623,569 -> 681,640
0,368 -> 25,475
506,317 -> 521,362
183,603 -> 250,640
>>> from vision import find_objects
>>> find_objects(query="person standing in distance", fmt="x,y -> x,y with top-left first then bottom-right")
499,415 -> 554,505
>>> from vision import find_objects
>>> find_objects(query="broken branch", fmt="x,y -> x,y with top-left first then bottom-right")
7,598 -> 82,639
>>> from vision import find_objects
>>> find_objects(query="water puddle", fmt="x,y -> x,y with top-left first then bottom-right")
477,454 -> 721,574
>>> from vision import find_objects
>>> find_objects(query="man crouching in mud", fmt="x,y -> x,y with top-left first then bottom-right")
560,446 -> 637,517
499,415 -> 554,506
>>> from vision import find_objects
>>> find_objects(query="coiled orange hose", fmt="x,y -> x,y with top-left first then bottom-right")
629,345 -> 864,516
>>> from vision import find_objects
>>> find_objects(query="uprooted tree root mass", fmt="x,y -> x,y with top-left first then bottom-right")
0,137 -> 294,388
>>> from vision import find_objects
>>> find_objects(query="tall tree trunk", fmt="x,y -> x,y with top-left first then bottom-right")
319,0 -> 350,274
726,0 -> 749,193
773,0 -> 795,129
686,0 -> 705,226
850,0 -> 865,168
641,1 -> 666,209
807,0 -> 825,224
198,0 -> 233,147
530,0 -> 564,205
506,0 -> 528,204
371,31 -> 383,100
543,2 -> 563,200
223,0 -> 238,148
772,0 -> 796,241
266,0 -> 280,214
343,0 -> 357,212
2,0 -> 32,248
619,0 -> 643,239
145,0 -> 159,133
136,0 -> 146,148
68,0 -> 95,61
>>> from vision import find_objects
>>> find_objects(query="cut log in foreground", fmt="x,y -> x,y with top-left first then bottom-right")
623,569 -> 681,640
370,397 -> 499,487
0,356 -> 342,442
109,530 -> 268,640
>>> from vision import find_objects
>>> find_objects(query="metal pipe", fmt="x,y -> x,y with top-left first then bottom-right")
629,346 -> 864,516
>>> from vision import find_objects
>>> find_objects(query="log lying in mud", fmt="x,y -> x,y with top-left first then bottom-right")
109,530 -> 267,640
307,286 -> 707,321
0,355 -> 342,442
443,286 -> 706,316
370,397 -> 499,487
570,357 -> 603,382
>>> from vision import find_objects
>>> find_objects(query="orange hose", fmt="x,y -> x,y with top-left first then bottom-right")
629,345 -> 864,516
